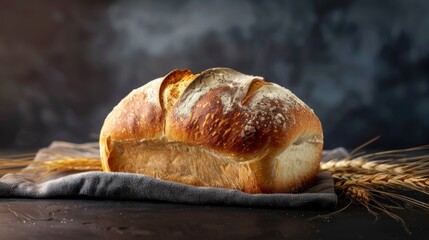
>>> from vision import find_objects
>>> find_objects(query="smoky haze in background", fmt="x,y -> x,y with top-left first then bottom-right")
0,0 -> 428,150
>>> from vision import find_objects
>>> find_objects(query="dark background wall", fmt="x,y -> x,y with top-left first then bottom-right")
1,0 -> 428,150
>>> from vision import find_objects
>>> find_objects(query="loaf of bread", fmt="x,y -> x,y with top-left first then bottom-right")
99,68 -> 323,193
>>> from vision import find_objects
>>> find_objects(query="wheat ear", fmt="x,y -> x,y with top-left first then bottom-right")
321,145 -> 429,176
318,141 -> 429,233
0,143 -> 102,176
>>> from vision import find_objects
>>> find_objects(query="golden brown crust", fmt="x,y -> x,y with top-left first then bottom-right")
250,106 -> 323,193
99,77 -> 165,172
99,67 -> 324,193
166,68 -> 309,157
160,69 -> 199,112
100,77 -> 165,142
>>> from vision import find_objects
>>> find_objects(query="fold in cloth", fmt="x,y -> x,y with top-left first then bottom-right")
0,142 -> 348,209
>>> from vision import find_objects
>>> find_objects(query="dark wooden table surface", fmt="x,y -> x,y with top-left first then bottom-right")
0,197 -> 428,240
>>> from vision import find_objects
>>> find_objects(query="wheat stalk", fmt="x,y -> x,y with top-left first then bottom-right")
322,157 -> 429,176
334,177 -> 416,234
318,142 -> 429,233
40,158 -> 102,172
0,158 -> 102,176
0,155 -> 35,175
333,173 -> 429,192
321,147 -> 429,177
344,185 -> 370,205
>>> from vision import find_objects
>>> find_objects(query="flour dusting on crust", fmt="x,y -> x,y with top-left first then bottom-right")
175,68 -> 263,117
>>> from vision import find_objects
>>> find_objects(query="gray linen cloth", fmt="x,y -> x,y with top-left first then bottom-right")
0,142 -> 348,209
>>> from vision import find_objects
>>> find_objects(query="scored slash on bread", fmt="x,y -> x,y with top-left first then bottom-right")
99,68 -> 323,193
